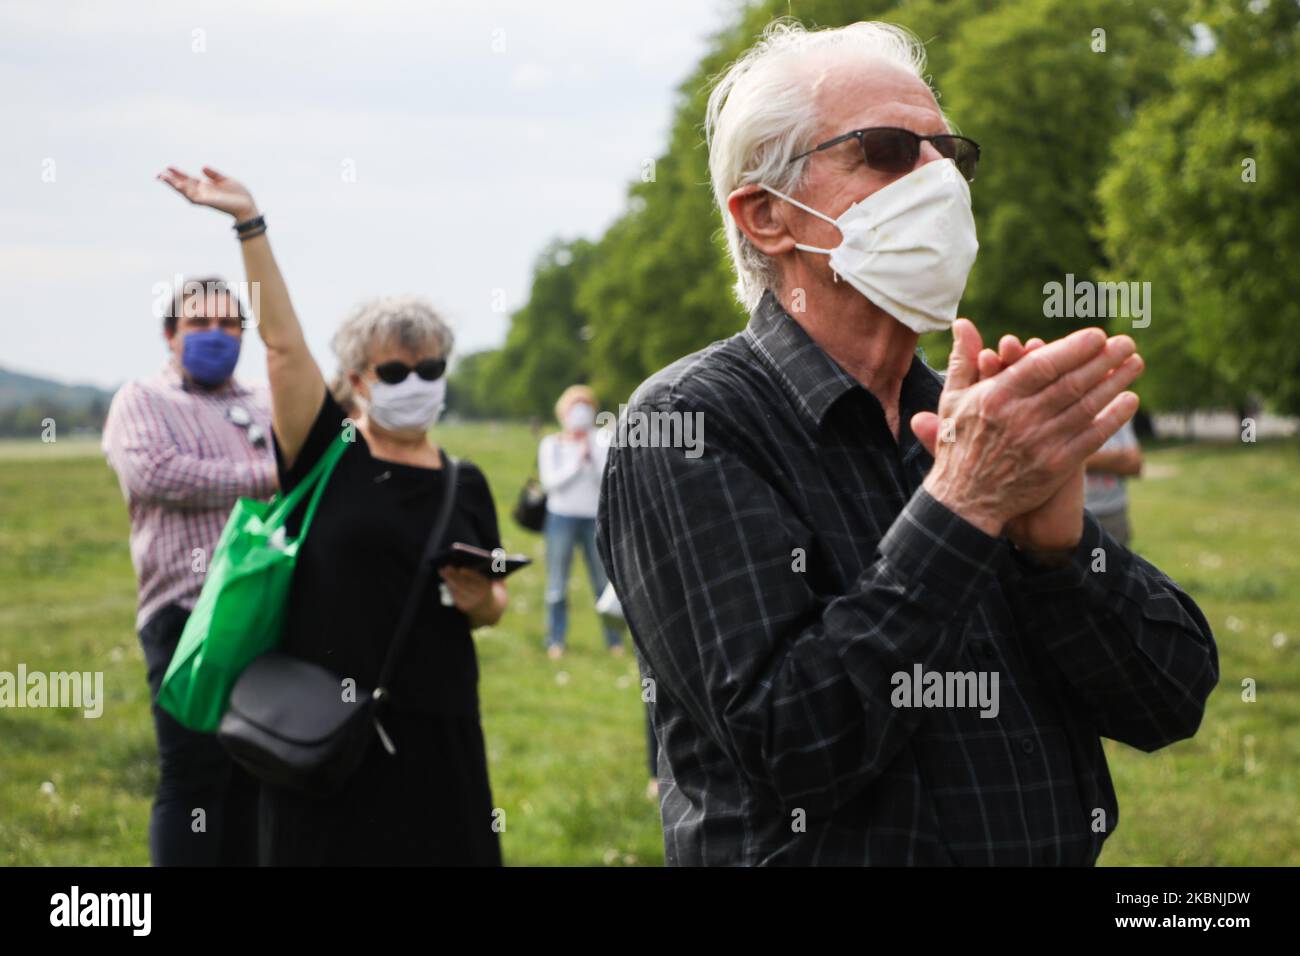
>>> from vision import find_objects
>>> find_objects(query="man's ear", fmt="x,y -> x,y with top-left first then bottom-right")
727,184 -> 797,258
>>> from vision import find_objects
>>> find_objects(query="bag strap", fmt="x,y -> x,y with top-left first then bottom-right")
374,450 -> 460,697
264,430 -> 349,532
297,432 -> 349,536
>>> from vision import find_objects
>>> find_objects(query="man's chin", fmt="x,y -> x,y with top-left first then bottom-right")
188,374 -> 230,390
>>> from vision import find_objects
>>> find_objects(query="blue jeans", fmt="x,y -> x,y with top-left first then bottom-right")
544,511 -> 623,650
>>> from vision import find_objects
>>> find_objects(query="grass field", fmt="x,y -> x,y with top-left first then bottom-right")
1,427 -> 1297,865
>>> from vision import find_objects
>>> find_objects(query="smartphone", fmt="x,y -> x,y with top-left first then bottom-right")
436,542 -> 532,579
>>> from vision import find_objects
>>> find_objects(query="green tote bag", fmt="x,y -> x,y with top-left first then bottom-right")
157,430 -> 349,733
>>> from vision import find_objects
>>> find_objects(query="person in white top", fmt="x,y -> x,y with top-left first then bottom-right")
539,385 -> 624,658
1084,418 -> 1143,547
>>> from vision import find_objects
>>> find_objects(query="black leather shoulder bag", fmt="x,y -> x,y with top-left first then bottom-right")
512,474 -> 547,532
218,454 -> 461,798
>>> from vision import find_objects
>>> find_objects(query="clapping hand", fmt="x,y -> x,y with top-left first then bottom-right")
909,318 -> 1143,562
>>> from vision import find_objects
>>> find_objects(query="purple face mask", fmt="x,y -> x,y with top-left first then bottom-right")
182,329 -> 242,385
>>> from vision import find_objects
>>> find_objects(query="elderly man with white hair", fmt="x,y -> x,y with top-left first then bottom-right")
597,21 -> 1217,866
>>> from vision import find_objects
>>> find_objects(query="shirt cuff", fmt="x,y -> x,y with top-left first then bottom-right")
877,486 -> 1009,614
1007,511 -> 1134,624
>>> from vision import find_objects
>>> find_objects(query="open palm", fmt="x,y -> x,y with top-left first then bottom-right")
157,166 -> 256,220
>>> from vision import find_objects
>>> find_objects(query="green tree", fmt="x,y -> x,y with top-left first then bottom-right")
1098,0 -> 1300,413
577,8 -> 774,404
915,0 -> 1191,367
450,238 -> 598,419
473,0 -> 1292,418
446,349 -> 507,419
581,0 -> 1193,392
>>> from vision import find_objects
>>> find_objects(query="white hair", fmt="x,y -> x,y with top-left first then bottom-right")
705,19 -> 935,310
331,295 -> 455,373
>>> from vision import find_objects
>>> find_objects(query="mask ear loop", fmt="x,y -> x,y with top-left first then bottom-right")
760,184 -> 844,280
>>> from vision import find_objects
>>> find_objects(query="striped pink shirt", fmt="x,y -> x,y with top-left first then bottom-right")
102,358 -> 277,632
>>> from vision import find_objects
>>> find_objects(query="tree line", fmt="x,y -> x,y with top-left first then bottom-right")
450,0 -> 1300,421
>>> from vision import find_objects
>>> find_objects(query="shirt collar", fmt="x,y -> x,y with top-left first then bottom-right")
160,359 -> 183,388
743,289 -> 942,430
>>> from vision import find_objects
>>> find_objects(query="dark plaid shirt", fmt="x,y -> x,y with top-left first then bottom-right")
596,290 -> 1218,866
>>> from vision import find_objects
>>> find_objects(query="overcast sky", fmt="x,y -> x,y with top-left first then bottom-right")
0,0 -> 736,390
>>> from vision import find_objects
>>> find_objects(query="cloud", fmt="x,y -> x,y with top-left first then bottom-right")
0,245 -> 167,282
0,0 -> 736,389
509,62 -> 552,92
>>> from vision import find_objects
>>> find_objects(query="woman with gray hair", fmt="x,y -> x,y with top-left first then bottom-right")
160,166 -> 507,866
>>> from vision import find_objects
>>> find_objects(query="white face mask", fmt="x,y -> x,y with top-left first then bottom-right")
762,157 -> 979,334
564,402 -> 595,431
361,374 -> 446,433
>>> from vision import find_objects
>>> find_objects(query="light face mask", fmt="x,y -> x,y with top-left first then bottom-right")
762,157 -> 979,334
361,375 -> 446,433
564,402 -> 595,431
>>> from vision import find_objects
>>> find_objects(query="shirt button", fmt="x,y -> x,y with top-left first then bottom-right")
1020,737 -> 1036,755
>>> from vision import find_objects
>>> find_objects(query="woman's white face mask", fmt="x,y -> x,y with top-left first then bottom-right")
761,157 -> 979,334
564,401 -> 596,432
361,374 -> 447,433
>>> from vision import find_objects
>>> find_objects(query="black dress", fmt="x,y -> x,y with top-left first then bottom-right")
259,388 -> 503,866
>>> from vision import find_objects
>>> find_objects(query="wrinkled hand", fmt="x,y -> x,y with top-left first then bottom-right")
978,335 -> 1086,561
157,166 -> 258,221
909,318 -> 1142,548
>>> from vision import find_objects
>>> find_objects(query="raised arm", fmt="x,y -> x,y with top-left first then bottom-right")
158,166 -> 326,470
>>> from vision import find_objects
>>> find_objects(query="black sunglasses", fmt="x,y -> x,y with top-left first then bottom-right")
374,358 -> 447,385
790,126 -> 980,183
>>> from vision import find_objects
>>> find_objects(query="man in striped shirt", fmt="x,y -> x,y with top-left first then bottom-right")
102,276 -> 275,865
